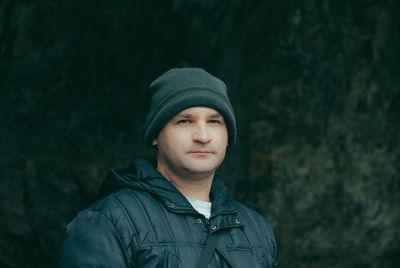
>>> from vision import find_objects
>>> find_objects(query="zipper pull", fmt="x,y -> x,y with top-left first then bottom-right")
205,218 -> 210,232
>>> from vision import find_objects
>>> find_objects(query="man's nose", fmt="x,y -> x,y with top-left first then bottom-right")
192,122 -> 212,144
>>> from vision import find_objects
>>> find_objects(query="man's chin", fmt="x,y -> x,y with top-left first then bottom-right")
183,159 -> 220,175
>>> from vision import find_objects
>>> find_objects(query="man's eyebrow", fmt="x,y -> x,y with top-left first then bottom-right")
176,113 -> 193,118
175,112 -> 222,118
210,113 -> 223,118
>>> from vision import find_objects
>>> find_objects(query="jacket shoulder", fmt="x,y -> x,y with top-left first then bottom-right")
88,188 -> 158,234
90,187 -> 151,214
60,190 -> 140,267
60,188 -> 155,267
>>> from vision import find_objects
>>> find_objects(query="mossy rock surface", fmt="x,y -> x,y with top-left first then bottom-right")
1,1 -> 399,267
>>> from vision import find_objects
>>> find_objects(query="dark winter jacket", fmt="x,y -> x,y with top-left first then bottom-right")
59,158 -> 279,267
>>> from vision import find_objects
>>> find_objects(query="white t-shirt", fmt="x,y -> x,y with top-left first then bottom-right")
186,197 -> 212,219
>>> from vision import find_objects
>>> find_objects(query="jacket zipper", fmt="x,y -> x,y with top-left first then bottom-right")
204,217 -> 211,232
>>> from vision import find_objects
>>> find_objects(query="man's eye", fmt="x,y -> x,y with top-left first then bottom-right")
209,120 -> 221,124
177,120 -> 191,124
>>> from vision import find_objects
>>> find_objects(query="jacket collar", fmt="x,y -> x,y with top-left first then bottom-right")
98,158 -> 238,218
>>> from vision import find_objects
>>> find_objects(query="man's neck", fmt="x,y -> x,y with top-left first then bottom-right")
156,164 -> 214,202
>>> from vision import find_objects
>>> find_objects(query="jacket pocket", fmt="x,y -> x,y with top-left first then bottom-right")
218,248 -> 275,268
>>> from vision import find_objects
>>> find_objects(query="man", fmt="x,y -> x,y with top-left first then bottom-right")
59,68 -> 279,267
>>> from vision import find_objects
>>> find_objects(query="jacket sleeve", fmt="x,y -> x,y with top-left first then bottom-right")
271,229 -> 280,267
59,210 -> 130,268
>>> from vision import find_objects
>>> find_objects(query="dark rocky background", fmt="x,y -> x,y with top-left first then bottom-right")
1,0 -> 399,267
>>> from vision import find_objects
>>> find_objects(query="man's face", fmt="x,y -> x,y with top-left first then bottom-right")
152,106 -> 229,179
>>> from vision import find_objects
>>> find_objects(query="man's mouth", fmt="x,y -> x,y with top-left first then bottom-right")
189,150 -> 214,154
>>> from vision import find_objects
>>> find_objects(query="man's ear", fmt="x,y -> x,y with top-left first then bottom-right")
152,139 -> 158,146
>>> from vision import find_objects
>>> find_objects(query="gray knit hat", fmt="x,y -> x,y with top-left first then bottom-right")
144,68 -> 236,147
